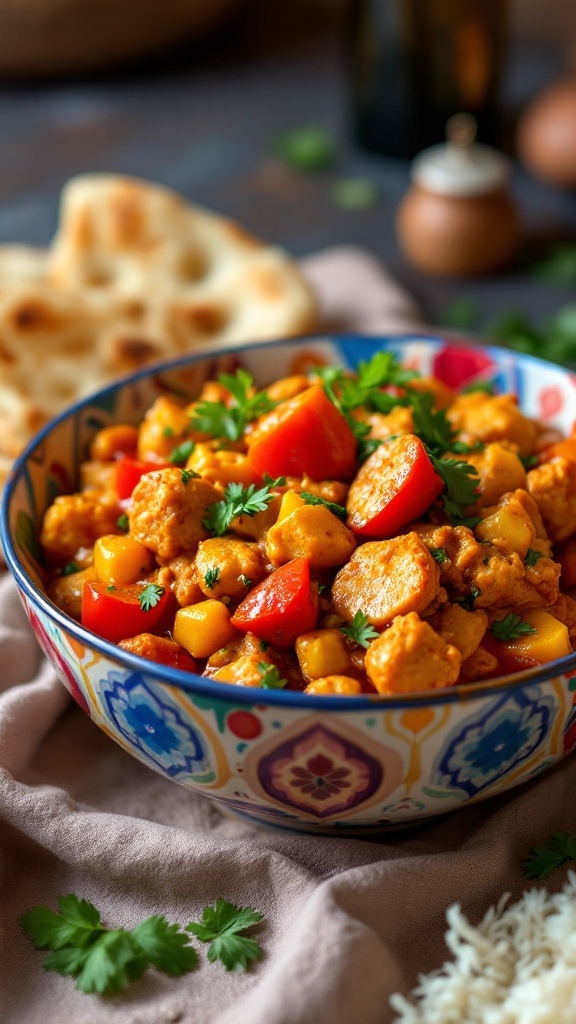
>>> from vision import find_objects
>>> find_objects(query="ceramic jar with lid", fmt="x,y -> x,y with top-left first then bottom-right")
396,114 -> 521,277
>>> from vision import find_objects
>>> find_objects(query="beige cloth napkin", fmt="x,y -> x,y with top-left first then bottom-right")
2,246 -> 576,1024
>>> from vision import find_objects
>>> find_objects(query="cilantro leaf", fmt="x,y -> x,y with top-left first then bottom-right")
257,662 -> 288,690
203,482 -> 277,536
189,370 -> 275,442
181,469 -> 200,485
139,584 -> 165,612
21,895 -> 102,951
116,513 -> 129,531
428,453 -> 481,527
130,915 -> 198,976
340,610 -> 379,649
169,439 -> 195,465
204,567 -> 221,590
299,491 -> 346,519
525,548 -> 543,567
62,561 -> 81,576
491,613 -> 537,641
21,897 -> 198,996
274,125 -> 335,171
186,899 -> 263,971
430,547 -> 448,564
523,831 -> 576,879
460,380 -> 497,396
457,584 -> 482,611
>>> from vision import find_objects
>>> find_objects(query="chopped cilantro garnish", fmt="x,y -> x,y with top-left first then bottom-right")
180,469 -> 200,485
340,610 -> 379,649
62,561 -> 81,576
203,482 -> 277,536
457,585 -> 481,610
525,548 -> 543,567
116,513 -> 129,531
138,584 -> 165,612
523,831 -> 576,879
169,439 -> 195,465
299,491 -> 346,519
189,369 -> 275,442
204,567 -> 221,590
430,547 -> 448,564
239,575 -> 253,588
257,662 -> 288,690
491,614 -> 537,641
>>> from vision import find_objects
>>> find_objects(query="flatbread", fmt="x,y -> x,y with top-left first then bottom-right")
0,174 -> 318,492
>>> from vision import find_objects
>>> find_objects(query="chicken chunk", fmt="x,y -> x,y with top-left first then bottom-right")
527,457 -> 576,543
432,603 -> 488,661
364,612 -> 461,694
332,531 -> 440,628
47,566 -> 96,620
447,393 -> 538,457
129,468 -> 222,560
159,555 -> 204,607
41,492 -> 121,563
137,396 -> 194,460
194,538 -> 266,599
266,504 -> 356,570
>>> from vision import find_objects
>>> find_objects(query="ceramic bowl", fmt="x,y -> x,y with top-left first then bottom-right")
3,334 -> 576,834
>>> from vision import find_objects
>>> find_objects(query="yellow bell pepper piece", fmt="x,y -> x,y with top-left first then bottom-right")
275,491 -> 305,524
94,534 -> 154,586
503,607 -> 571,664
296,628 -> 352,680
173,600 -> 238,658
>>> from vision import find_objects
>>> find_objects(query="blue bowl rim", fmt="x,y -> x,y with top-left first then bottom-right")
3,330 -> 576,712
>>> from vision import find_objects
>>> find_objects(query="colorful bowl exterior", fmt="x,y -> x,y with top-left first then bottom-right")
4,334 -> 576,833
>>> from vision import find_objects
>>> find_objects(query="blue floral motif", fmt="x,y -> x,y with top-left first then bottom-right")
102,671 -> 209,778
435,689 -> 555,797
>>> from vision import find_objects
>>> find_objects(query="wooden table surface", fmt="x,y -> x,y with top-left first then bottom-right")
0,0 -> 574,333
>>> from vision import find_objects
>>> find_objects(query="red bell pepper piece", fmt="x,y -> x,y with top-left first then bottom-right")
346,433 -> 444,538
246,385 -> 357,481
81,580 -> 175,644
115,455 -> 171,500
118,634 -> 198,672
230,557 -> 318,648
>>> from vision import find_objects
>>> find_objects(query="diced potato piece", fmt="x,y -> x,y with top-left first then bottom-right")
187,443 -> 260,489
47,567 -> 97,620
462,443 -> 526,507
475,505 -> 535,557
502,607 -> 571,664
435,604 -> 488,661
211,655 -> 269,687
90,424 -> 138,461
173,600 -> 238,658
137,396 -> 192,460
230,498 -> 281,540
94,534 -> 155,586
266,504 -> 356,570
296,628 -> 352,680
305,675 -> 363,695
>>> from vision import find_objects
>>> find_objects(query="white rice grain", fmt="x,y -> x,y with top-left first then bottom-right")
390,872 -> 576,1023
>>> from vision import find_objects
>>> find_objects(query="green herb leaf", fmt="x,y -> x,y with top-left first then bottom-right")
428,453 -> 481,526
189,369 -> 275,442
186,899 -> 264,971
531,245 -> 576,285
257,662 -> 288,690
204,567 -> 221,591
525,548 -> 543,567
520,454 -> 539,469
430,547 -> 448,564
239,575 -> 253,588
130,915 -> 198,976
331,178 -> 379,210
491,613 -> 537,641
62,561 -> 81,576
203,482 -> 277,536
21,896 -> 197,996
274,126 -> 335,171
299,491 -> 346,519
138,584 -> 165,612
116,514 -> 129,532
180,469 -> 200,485
457,584 -> 482,611
169,439 -> 195,465
523,831 -> 576,879
340,610 -> 379,649
460,380 -> 497,396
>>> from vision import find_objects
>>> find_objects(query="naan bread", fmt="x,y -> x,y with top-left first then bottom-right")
0,174 -> 317,493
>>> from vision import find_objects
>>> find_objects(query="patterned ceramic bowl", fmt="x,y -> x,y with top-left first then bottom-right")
3,334 -> 576,834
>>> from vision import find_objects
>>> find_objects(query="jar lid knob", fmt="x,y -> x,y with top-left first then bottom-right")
409,114 -> 510,197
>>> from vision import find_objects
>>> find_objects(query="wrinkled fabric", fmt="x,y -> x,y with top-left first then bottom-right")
2,249 -> 576,1024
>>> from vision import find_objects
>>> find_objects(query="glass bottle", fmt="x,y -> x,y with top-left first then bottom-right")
346,0 -> 510,159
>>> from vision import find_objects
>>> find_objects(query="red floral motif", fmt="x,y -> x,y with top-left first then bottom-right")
538,387 -> 563,421
432,344 -> 494,389
27,606 -> 91,715
290,754 -> 351,801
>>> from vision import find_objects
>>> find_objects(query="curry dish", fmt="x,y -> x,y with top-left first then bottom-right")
40,351 -> 576,695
